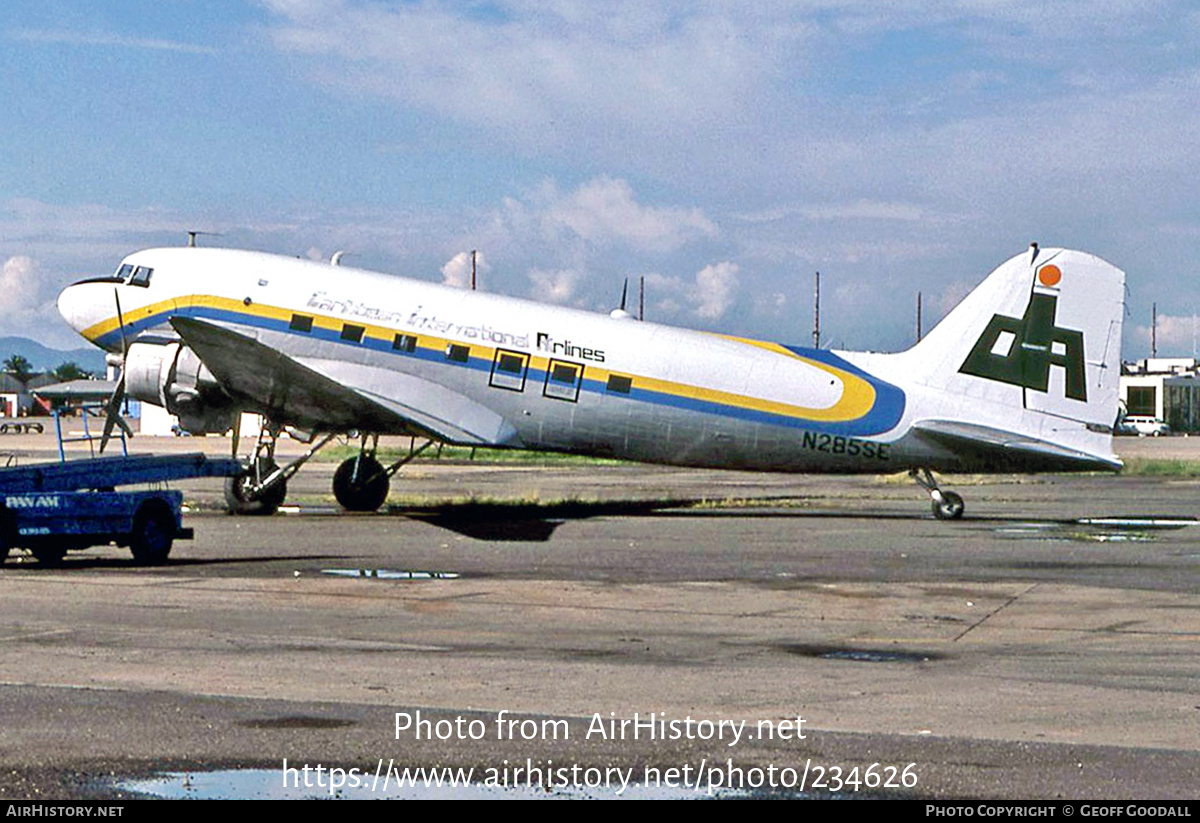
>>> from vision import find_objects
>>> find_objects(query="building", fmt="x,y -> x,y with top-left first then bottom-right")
1119,358 -> 1200,432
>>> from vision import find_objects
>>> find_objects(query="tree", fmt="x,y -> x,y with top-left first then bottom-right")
52,361 -> 92,382
3,355 -> 34,385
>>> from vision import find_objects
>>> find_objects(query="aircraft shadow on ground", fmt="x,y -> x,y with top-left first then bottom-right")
386,497 -> 1195,541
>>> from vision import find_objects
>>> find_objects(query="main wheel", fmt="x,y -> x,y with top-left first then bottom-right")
332,456 -> 390,512
224,461 -> 288,516
932,490 -> 965,520
130,501 -> 175,565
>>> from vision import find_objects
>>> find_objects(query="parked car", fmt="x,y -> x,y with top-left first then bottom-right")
1116,415 -> 1170,436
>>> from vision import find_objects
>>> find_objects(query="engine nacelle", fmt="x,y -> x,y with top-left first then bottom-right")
124,340 -> 237,434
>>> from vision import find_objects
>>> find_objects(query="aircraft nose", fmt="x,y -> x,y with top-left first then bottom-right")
57,280 -> 113,346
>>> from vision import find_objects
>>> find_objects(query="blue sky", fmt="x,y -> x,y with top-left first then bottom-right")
3,0 -> 1198,356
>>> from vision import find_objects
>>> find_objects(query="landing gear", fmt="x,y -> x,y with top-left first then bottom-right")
332,435 -> 435,512
333,454 -> 390,511
225,457 -> 288,516
224,423 -> 337,516
911,468 -> 965,520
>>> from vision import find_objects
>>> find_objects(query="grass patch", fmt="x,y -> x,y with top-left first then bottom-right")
1118,458 -> 1200,477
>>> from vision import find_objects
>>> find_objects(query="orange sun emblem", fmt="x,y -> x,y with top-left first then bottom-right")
1037,264 -> 1062,288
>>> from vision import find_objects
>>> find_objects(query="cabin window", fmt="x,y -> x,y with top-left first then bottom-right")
289,314 -> 314,333
128,266 -> 153,287
606,374 -> 632,394
543,359 -> 582,402
489,349 -> 529,392
446,344 -> 470,363
393,334 -> 417,353
341,324 -> 365,343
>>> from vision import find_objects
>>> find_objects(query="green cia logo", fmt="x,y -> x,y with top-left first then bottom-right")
959,291 -> 1087,401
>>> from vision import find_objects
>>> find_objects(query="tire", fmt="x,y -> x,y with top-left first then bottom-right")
0,502 -> 9,562
332,456 -> 390,512
224,462 -> 287,516
130,501 -> 175,565
932,490 -> 965,521
31,543 -> 67,565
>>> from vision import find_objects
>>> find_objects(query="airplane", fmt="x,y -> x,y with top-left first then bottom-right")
56,242 -> 1125,520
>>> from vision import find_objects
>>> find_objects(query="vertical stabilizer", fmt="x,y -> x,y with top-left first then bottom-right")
877,247 -> 1125,461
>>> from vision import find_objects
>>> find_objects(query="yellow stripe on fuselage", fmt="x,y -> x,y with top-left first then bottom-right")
83,296 -> 879,425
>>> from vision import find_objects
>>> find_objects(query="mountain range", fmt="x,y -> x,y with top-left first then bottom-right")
0,336 -> 107,375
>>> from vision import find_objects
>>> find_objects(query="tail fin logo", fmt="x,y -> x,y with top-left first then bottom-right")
958,289 -> 1087,402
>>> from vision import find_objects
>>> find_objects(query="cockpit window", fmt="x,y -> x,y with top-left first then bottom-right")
116,264 -> 134,281
128,266 -> 153,287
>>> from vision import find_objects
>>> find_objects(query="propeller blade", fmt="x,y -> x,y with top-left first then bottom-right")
98,373 -> 127,454
113,288 -> 129,355
100,288 -> 132,454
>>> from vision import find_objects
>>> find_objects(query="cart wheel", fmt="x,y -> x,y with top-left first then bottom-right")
0,502 -> 9,561
31,543 -> 67,565
130,500 -> 175,565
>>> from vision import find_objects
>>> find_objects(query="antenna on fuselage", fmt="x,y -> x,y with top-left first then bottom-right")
186,230 -> 221,248
610,278 -> 632,319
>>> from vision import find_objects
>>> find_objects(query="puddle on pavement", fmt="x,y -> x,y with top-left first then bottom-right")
778,644 -> 942,663
321,569 -> 461,580
992,516 -> 1199,543
119,769 -> 818,800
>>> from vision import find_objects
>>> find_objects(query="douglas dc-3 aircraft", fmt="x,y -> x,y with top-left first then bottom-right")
56,242 -> 1125,519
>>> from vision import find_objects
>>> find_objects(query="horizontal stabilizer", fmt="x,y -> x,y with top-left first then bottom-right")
912,419 -> 1122,473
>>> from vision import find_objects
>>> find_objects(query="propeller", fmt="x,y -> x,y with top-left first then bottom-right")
99,288 -> 134,453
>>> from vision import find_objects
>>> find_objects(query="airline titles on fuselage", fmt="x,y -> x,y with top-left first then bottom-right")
305,293 -> 531,349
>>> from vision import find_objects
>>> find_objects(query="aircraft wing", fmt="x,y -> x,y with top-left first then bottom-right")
911,419 -> 1121,473
169,317 -> 521,446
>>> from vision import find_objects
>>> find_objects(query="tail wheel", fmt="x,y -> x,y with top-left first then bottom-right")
333,455 -> 390,512
224,462 -> 288,516
130,500 -> 175,565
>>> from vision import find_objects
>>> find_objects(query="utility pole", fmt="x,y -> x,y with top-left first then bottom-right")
813,271 -> 821,349
916,291 -> 923,343
1152,302 -> 1157,358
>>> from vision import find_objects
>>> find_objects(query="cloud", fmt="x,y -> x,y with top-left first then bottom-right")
441,251 -> 489,288
642,262 -> 739,321
9,28 -> 217,55
694,261 -> 739,319
545,177 -> 716,253
1131,314 -> 1200,356
260,0 -> 782,150
527,268 -> 581,303
0,256 -> 40,314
